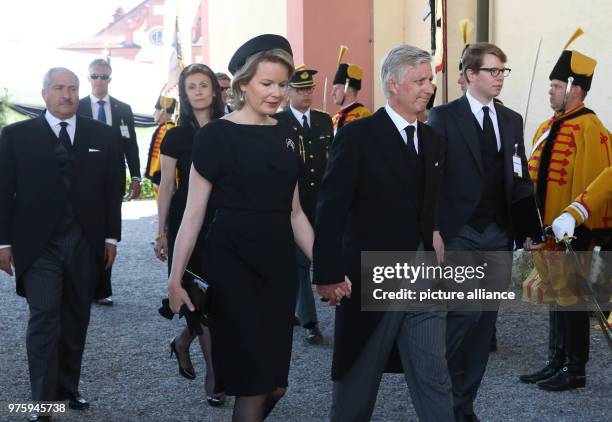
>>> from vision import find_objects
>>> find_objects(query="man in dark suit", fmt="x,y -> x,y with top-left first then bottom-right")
313,45 -> 454,421
274,67 -> 333,344
78,58 -> 140,306
215,72 -> 232,114
0,67 -> 122,421
428,43 -> 539,421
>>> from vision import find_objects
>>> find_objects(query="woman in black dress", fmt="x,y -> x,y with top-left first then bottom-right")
154,64 -> 225,405
168,35 -> 343,421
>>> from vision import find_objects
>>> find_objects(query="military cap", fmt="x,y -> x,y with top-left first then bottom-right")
228,34 -> 293,75
290,68 -> 317,88
549,50 -> 596,91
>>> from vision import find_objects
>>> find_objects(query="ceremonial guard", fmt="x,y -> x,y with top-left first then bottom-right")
520,30 -> 612,391
331,46 -> 371,133
145,95 -> 177,191
274,67 -> 333,344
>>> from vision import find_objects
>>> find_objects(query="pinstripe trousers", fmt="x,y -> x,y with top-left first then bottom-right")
329,310 -> 454,422
22,222 -> 99,401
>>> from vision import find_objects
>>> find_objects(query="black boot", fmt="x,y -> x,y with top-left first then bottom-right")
519,360 -> 562,384
536,367 -> 586,391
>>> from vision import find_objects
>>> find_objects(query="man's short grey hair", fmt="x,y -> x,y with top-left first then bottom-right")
88,58 -> 112,74
42,67 -> 79,91
380,45 -> 431,99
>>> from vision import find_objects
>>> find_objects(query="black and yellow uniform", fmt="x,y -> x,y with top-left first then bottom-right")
523,38 -> 612,389
332,103 -> 371,133
332,46 -> 371,132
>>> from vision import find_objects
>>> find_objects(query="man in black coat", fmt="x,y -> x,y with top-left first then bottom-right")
0,67 -> 122,419
274,67 -> 333,344
77,58 -> 140,305
313,45 -> 454,422
428,43 -> 539,422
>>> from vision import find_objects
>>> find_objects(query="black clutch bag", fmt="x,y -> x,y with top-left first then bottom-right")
158,268 -> 211,335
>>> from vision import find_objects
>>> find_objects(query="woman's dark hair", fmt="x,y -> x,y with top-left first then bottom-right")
178,63 -> 224,129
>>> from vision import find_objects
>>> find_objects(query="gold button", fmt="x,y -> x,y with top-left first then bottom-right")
309,154 -> 314,158
310,182 -> 315,186
310,169 -> 315,172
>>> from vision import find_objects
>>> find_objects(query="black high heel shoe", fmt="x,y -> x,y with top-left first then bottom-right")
207,394 -> 225,407
205,373 -> 225,407
170,338 -> 196,380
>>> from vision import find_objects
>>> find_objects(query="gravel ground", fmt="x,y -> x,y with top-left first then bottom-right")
0,200 -> 610,422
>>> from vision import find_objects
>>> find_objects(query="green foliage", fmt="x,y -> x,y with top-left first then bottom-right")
125,176 -> 156,200
0,89 -> 10,129
140,178 -> 155,198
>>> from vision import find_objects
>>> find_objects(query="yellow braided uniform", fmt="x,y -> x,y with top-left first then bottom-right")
527,104 -> 611,305
564,166 -> 612,226
528,104 -> 612,229
332,103 -> 371,133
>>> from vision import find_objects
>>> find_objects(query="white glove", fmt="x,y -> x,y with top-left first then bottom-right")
551,212 -> 576,241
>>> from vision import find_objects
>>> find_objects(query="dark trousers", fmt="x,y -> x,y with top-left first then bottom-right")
445,223 -> 511,418
97,167 -> 127,298
548,308 -> 590,374
295,247 -> 317,327
22,222 -> 99,401
329,311 -> 454,422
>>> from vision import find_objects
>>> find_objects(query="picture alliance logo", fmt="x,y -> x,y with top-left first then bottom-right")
371,262 -> 487,284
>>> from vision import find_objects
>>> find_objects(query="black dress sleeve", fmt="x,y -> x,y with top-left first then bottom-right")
192,121 -> 227,183
160,127 -> 185,159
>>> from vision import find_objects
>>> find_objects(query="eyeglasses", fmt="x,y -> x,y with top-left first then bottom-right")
90,74 -> 110,80
478,67 -> 511,78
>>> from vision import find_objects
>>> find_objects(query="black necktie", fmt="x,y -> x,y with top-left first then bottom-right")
302,114 -> 310,131
404,125 -> 417,156
58,122 -> 72,151
482,106 -> 498,150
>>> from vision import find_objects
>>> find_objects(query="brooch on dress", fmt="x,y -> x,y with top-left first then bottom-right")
286,138 -> 295,151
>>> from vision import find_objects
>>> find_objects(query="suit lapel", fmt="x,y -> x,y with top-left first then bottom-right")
495,104 -> 516,198
72,116 -> 89,159
110,96 -> 120,127
79,97 -> 93,118
376,109 -> 411,186
452,95 -> 483,174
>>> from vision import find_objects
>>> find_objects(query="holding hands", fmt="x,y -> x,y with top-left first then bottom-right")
316,276 -> 352,306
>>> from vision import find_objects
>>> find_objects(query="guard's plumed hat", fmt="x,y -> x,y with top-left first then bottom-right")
549,50 -> 596,92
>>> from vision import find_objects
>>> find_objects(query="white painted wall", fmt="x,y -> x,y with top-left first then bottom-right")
491,0 -> 612,149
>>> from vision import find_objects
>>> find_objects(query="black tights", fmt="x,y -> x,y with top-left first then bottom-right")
176,324 -> 219,395
232,387 -> 286,422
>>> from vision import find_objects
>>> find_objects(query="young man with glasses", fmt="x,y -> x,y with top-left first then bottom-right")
428,42 -> 540,421
274,68 -> 333,344
78,58 -> 140,307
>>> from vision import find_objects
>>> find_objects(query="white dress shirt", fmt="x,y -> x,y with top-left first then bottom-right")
89,94 -> 112,126
45,110 -> 76,144
384,103 -> 419,153
290,105 -> 311,128
465,90 -> 501,151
